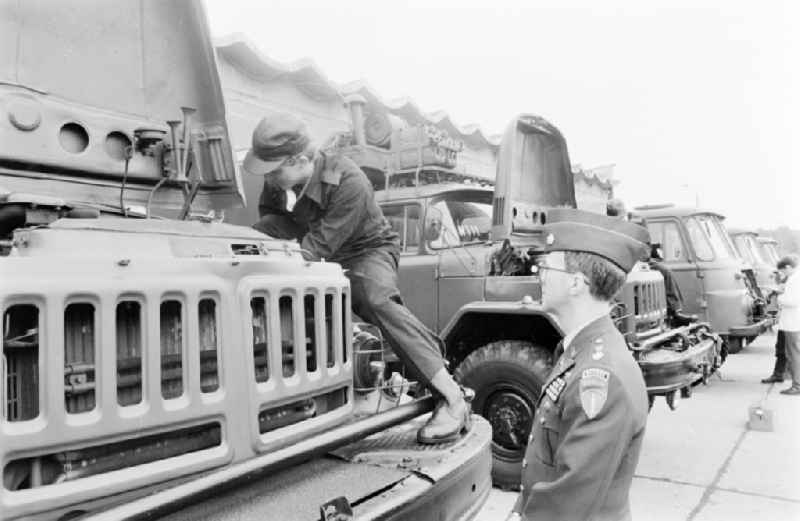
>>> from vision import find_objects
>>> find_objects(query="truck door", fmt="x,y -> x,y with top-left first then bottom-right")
381,202 -> 439,332
648,219 -> 706,319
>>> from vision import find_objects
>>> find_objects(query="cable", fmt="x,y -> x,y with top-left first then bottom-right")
119,146 -> 132,217
146,178 -> 168,219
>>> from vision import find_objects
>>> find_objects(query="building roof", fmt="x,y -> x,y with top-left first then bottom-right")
632,204 -> 724,219
215,34 -> 502,150
215,33 -> 615,192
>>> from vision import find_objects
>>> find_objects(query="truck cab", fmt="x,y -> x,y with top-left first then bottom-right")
0,2 -> 491,519
633,206 -> 773,353
729,228 -> 779,301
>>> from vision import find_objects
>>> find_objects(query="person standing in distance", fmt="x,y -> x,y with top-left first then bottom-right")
775,255 -> 800,395
508,208 -> 650,521
242,112 -> 469,442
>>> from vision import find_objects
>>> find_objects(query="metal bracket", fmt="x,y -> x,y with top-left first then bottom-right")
319,496 -> 353,521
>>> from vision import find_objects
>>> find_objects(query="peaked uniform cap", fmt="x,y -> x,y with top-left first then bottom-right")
542,208 -> 650,273
242,112 -> 310,175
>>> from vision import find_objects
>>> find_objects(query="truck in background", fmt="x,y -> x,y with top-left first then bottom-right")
328,98 -> 722,488
633,205 -> 774,353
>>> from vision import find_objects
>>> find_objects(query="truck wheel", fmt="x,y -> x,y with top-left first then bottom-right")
454,340 -> 553,490
726,336 -> 744,354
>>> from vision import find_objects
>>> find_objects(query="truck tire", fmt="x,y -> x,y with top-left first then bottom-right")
454,340 -> 553,490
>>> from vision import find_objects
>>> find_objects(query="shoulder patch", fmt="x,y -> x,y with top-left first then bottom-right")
580,368 -> 610,419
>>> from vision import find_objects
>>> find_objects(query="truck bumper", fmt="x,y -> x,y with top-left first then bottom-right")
729,316 -> 775,338
637,333 -> 722,395
155,415 -> 492,521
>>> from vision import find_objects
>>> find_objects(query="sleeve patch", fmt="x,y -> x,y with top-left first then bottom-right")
579,368 -> 610,419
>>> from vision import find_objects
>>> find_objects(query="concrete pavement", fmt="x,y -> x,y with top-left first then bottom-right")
474,331 -> 800,521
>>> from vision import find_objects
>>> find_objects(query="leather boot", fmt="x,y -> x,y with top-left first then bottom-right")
761,375 -> 784,383
417,391 -> 472,444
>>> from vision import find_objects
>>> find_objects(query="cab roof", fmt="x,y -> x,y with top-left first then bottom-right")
727,227 -> 758,237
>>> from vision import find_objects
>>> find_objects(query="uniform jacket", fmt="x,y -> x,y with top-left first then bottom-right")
514,315 -> 648,521
258,151 -> 398,263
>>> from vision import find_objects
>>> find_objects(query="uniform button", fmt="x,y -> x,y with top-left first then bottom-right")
543,402 -> 551,410
528,434 -> 533,443
540,417 -> 546,424
522,458 -> 527,468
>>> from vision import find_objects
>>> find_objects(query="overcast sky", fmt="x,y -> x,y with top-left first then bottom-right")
206,0 -> 798,229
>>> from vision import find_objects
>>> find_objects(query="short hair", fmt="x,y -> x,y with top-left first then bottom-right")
777,255 -> 798,270
565,251 -> 628,300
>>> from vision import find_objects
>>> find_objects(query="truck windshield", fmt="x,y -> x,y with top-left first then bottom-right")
744,235 -> 766,265
732,235 -> 755,263
758,241 -> 779,266
686,215 -> 735,261
429,191 -> 493,249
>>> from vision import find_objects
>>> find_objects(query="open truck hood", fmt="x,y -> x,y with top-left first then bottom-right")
491,114 -> 576,242
0,0 -> 243,214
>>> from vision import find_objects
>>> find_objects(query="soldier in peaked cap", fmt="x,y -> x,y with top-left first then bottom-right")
243,112 -> 470,444
507,208 -> 650,521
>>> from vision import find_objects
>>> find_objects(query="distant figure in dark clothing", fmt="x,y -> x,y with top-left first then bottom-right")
606,198 -> 628,220
650,243 -> 695,327
763,267 -> 791,384
762,330 -> 787,383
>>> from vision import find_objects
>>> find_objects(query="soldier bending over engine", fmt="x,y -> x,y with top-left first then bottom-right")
242,112 -> 469,443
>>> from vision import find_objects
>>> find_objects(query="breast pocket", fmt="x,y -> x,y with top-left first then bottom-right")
532,409 -> 561,467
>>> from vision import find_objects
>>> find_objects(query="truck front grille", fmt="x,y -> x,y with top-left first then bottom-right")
633,280 -> 667,333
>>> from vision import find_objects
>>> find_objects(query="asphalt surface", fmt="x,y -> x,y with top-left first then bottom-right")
475,331 -> 800,521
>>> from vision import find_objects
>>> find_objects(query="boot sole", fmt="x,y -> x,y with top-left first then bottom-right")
416,415 -> 472,445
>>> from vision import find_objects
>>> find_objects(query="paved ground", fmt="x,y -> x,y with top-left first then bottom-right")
474,331 -> 800,521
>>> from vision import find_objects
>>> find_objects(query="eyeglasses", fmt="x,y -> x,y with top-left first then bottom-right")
531,264 -> 590,284
280,156 -> 300,168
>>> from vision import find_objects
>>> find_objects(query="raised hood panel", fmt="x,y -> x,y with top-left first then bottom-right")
491,114 -> 576,241
0,0 -> 243,213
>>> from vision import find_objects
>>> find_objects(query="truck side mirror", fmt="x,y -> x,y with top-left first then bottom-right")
424,207 -> 444,243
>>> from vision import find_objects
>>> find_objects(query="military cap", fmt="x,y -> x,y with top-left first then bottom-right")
542,208 -> 650,273
242,112 -> 310,175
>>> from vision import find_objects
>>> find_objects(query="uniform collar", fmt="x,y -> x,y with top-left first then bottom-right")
561,308 -> 612,356
301,151 -> 342,205
566,314 -> 615,358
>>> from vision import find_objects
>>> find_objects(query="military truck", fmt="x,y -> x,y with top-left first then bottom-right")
633,205 -> 774,353
729,229 -> 779,296
0,2 -> 492,520
331,99 -> 722,488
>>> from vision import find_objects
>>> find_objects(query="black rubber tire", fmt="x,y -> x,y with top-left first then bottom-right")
726,336 -> 744,354
454,340 -> 553,490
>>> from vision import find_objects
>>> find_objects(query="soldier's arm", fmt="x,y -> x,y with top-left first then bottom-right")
521,372 -> 638,520
258,179 -> 291,217
300,174 -> 367,260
